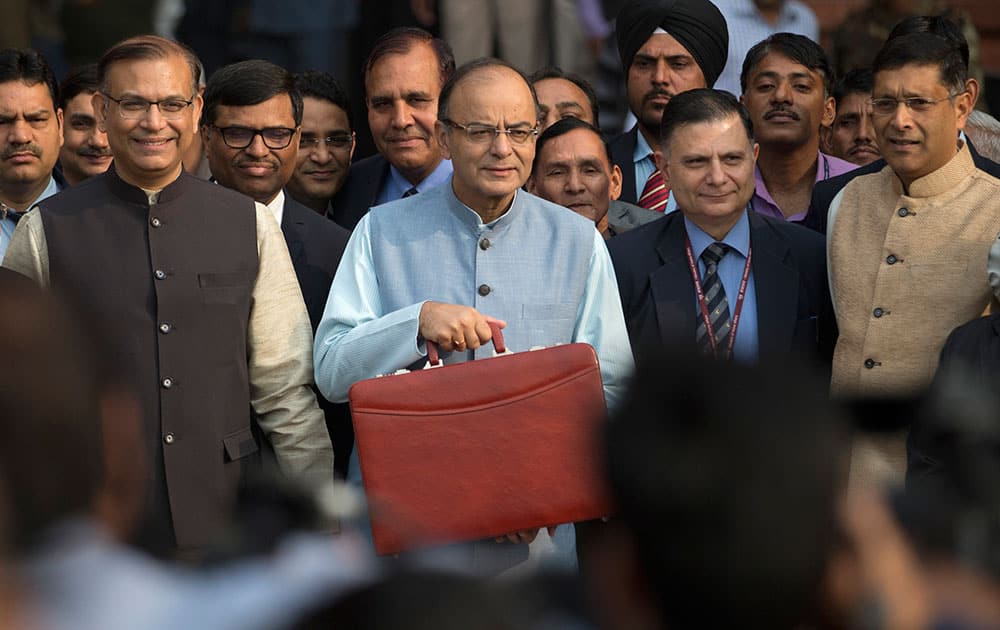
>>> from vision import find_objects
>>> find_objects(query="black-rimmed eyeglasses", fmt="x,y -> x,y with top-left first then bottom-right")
209,125 -> 298,150
102,93 -> 195,120
441,120 -> 538,145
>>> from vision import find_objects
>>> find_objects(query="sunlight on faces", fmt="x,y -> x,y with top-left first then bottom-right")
436,66 -> 537,214
656,115 -> 758,237
366,43 -> 443,183
534,78 -> 595,129
0,81 -> 63,192
823,91 -> 880,165
741,52 -> 834,148
871,64 -> 971,188
96,54 -> 201,190
529,127 -> 621,224
627,33 -> 706,137
60,91 -> 112,184
202,94 -> 299,205
287,96 -> 354,204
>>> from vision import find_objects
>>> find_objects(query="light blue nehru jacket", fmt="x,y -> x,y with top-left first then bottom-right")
314,182 -> 633,407
313,182 -> 634,574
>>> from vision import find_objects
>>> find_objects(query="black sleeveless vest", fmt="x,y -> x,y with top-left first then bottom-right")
41,166 -> 259,552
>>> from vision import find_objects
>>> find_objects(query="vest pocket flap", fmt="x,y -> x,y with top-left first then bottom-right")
223,427 -> 259,462
199,271 -> 251,288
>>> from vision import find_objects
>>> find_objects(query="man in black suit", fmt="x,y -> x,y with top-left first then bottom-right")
608,0 -> 728,211
329,28 -> 456,230
609,89 -> 834,370
201,59 -> 353,476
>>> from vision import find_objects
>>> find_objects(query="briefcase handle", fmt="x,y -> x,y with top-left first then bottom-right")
426,321 -> 506,366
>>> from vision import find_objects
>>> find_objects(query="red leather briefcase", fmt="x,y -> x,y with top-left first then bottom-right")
348,326 -> 612,555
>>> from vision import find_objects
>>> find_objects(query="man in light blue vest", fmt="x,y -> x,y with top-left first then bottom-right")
313,58 -> 633,573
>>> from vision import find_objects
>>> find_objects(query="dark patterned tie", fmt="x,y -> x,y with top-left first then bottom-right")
637,156 -> 670,212
0,203 -> 23,224
695,242 -> 731,356
402,186 -> 419,198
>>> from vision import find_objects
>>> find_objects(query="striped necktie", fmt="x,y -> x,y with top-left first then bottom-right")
402,186 -> 419,198
695,242 -> 731,356
0,203 -> 23,224
637,158 -> 670,212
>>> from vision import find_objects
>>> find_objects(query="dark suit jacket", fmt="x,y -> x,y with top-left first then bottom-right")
907,313 -> 1000,488
281,196 -> 353,478
609,126 -> 641,205
281,196 -> 350,331
328,153 -> 390,230
803,140 -> 1000,234
608,211 -> 836,370
607,199 -> 662,236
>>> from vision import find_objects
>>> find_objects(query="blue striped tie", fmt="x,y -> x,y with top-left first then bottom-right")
695,242 -> 731,356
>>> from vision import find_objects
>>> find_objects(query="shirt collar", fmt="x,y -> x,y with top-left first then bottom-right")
683,209 -> 751,259
633,129 -> 654,165
443,181 -> 522,234
754,151 -> 830,207
33,175 -> 60,208
4,175 -> 60,212
458,188 -> 519,227
265,189 -> 285,225
387,158 -> 453,198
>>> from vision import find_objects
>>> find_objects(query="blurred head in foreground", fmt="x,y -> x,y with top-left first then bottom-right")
0,269 -> 144,553
594,352 -> 848,629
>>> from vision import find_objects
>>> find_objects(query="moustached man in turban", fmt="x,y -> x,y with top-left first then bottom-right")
609,0 -> 729,213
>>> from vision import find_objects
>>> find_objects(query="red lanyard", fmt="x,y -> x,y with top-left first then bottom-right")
684,235 -> 752,360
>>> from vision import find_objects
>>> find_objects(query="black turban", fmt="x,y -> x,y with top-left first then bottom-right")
615,0 -> 729,88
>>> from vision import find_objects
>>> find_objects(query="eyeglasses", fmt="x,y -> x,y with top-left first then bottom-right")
210,125 -> 298,150
299,133 -> 354,150
442,120 -> 538,145
870,92 -> 965,116
102,93 -> 195,120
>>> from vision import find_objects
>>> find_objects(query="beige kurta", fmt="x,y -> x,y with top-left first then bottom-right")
829,143 -> 1000,487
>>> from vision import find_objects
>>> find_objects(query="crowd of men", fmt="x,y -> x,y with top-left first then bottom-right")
2,0 -> 1000,627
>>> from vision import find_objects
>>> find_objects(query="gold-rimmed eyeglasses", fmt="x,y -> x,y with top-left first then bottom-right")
870,91 -> 966,116
441,120 -> 538,145
101,93 -> 195,120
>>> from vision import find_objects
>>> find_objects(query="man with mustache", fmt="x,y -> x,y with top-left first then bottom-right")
201,59 -> 352,476
609,0 -> 729,212
3,36 -> 334,557
821,69 -> 881,167
739,33 -> 854,223
57,64 -> 113,186
0,49 -> 64,260
330,27 -> 455,230
827,32 -> 1000,489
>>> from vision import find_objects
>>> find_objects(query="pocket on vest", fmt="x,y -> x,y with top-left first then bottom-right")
199,271 -> 252,304
223,426 -> 259,462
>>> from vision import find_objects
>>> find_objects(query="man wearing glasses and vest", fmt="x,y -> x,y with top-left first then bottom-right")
828,32 -> 1000,490
3,35 -> 333,558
